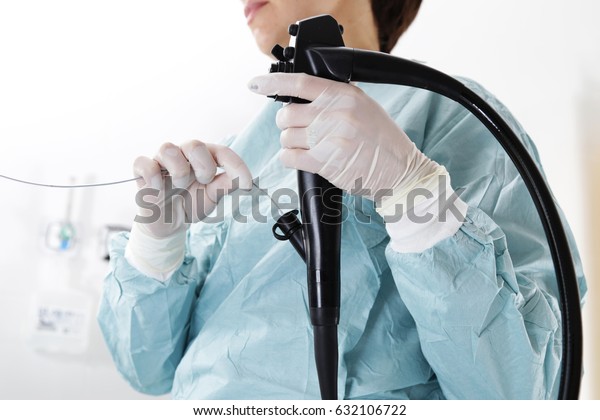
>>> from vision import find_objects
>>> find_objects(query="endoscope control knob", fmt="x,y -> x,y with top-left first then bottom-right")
271,44 -> 287,62
288,23 -> 299,36
283,47 -> 295,60
268,44 -> 300,102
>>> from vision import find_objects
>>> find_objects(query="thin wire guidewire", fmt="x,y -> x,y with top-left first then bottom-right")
0,171 -> 285,215
0,168 -> 174,188
249,181 -> 285,216
0,173 -> 143,188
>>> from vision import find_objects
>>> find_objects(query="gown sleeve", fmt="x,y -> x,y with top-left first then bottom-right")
97,203 -> 228,395
381,78 -> 587,399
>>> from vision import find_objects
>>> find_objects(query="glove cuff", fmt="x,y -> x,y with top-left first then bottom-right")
375,164 -> 447,216
376,167 -> 468,253
125,222 -> 187,281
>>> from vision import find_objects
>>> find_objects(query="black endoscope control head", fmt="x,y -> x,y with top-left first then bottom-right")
268,14 -> 346,104
268,15 -> 346,328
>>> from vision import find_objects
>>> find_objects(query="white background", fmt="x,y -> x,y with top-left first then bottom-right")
0,0 -> 598,399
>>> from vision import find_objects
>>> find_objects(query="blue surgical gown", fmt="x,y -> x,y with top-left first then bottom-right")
97,79 -> 587,399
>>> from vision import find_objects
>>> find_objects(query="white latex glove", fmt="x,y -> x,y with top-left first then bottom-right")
249,73 -> 468,253
126,141 -> 252,280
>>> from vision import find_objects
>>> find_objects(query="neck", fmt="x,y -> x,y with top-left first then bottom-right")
333,4 -> 379,51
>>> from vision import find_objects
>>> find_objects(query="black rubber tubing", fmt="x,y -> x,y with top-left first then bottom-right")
307,46 -> 583,399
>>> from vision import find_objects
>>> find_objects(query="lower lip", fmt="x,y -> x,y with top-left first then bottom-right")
246,2 -> 267,24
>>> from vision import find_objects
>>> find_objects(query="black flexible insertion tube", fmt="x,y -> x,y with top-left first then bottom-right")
314,325 -> 339,400
305,46 -> 582,399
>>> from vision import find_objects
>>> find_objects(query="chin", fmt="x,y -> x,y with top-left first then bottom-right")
253,29 -> 287,57
253,32 -> 273,56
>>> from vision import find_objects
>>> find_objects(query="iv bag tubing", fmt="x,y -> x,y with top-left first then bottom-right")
303,46 -> 583,399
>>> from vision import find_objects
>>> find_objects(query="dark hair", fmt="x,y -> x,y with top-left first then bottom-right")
370,0 -> 422,53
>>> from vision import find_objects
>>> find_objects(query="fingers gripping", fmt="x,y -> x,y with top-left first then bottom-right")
133,156 -> 162,190
180,140 -> 218,185
249,73 -> 335,102
203,144 -> 253,204
154,142 -> 193,188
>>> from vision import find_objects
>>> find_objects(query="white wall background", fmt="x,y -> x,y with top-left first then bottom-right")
0,0 -> 598,399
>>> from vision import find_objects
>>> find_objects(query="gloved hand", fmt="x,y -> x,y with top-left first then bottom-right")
248,73 -> 440,200
248,73 -> 468,253
126,141 -> 252,280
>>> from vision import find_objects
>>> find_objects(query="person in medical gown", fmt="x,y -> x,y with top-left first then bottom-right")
98,0 -> 587,399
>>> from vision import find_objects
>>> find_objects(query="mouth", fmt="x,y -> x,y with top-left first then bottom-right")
244,1 -> 268,24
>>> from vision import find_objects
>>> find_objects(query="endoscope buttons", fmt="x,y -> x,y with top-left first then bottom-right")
271,44 -> 286,61
283,47 -> 295,60
288,24 -> 299,36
